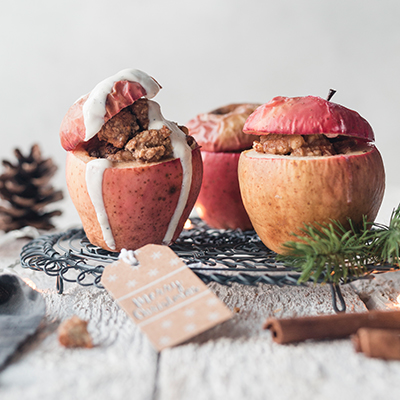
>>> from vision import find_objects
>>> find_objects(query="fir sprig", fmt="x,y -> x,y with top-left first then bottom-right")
371,206 -> 400,265
277,205 -> 400,284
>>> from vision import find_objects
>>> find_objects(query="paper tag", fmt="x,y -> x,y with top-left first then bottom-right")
101,244 -> 233,351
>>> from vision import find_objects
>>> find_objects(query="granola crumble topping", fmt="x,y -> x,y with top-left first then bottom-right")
84,98 -> 194,163
253,134 -> 359,156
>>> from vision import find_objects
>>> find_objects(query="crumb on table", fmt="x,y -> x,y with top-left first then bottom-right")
58,315 -> 93,348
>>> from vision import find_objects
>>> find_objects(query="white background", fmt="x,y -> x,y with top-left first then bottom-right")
0,0 -> 399,224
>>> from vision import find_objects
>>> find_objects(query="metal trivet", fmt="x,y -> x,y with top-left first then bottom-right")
20,220 -> 299,290
19,219 -> 396,312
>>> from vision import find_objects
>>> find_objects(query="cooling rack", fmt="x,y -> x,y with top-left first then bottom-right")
20,219 -> 396,312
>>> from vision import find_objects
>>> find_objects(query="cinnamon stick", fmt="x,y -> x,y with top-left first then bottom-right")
264,310 -> 400,344
352,328 -> 400,360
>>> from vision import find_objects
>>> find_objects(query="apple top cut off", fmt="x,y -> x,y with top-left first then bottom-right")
243,96 -> 375,142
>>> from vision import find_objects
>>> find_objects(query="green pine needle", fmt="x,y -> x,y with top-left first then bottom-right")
277,205 -> 400,284
371,206 -> 400,265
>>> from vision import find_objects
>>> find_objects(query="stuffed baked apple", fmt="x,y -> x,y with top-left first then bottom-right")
186,103 -> 259,230
238,95 -> 385,254
60,69 -> 203,252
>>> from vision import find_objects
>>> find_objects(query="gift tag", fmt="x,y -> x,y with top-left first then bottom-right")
101,244 -> 233,351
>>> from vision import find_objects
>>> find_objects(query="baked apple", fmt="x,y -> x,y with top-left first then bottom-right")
186,103 -> 259,230
238,95 -> 385,254
60,69 -> 203,252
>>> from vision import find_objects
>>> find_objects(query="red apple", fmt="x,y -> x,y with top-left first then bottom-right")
60,69 -> 203,252
186,103 -> 259,230
244,96 -> 375,140
66,146 -> 202,252
238,95 -> 385,254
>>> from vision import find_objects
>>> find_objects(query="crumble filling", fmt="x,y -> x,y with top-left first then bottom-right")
253,133 -> 361,157
84,98 -> 195,163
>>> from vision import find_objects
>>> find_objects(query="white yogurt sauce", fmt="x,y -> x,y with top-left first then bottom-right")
85,158 -> 115,250
82,68 -> 161,142
82,70 -> 192,250
147,100 -> 193,245
83,69 -> 160,251
119,248 -> 139,265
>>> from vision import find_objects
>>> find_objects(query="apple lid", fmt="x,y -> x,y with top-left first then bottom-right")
243,96 -> 375,142
60,69 -> 161,151
186,103 -> 260,152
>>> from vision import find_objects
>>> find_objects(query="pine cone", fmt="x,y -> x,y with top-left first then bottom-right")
0,144 -> 63,232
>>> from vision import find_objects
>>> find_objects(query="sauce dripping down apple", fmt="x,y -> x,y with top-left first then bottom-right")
80,69 -> 193,250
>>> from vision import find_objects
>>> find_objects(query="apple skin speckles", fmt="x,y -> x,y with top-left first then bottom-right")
66,147 -> 202,252
238,147 -> 385,255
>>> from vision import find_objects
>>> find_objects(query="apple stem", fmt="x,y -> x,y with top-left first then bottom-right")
326,89 -> 337,101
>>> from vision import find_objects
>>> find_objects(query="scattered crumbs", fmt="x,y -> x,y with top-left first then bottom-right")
234,307 -> 241,313
58,315 -> 93,348
273,308 -> 282,313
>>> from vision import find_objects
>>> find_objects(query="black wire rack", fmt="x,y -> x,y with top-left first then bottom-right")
19,219 -> 397,312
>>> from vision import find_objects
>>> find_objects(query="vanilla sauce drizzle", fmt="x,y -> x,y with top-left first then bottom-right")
85,159 -> 115,249
83,69 -> 192,249
83,69 -> 160,141
147,100 -> 192,245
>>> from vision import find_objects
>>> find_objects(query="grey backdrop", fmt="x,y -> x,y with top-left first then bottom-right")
1,0 -> 399,224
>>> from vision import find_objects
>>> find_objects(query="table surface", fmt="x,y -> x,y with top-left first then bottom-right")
1,194 -> 400,400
